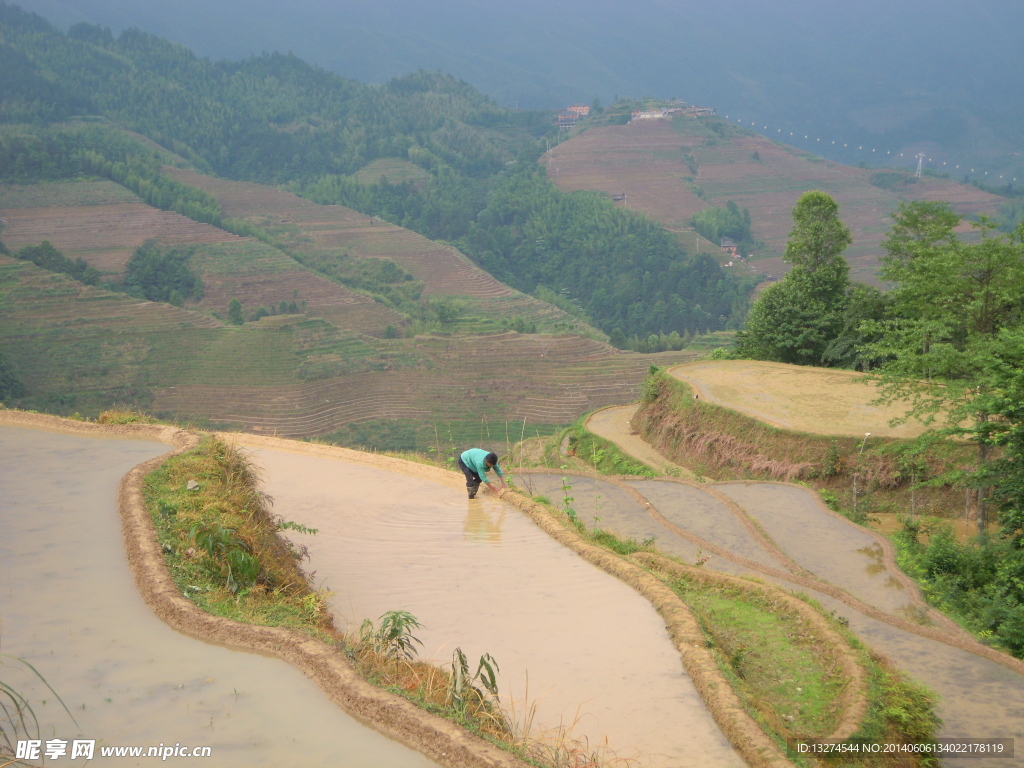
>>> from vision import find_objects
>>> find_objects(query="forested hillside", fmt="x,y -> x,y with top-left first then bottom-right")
0,2 -> 751,340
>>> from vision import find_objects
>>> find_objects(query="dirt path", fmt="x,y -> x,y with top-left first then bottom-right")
586,404 -> 698,477
578,406 -> 1024,767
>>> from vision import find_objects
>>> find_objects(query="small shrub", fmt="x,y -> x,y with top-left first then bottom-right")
358,610 -> 424,661
97,407 -> 152,424
227,298 -> 244,325
822,439 -> 844,477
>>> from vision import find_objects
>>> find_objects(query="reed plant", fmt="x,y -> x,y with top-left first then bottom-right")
347,612 -> 639,768
1,651 -> 76,766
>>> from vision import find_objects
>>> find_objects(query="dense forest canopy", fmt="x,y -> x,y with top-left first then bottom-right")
0,2 -> 751,338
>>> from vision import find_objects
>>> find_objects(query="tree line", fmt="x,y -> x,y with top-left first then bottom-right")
736,190 -> 1024,655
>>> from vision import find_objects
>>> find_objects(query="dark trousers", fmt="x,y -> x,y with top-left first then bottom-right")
456,456 -> 481,490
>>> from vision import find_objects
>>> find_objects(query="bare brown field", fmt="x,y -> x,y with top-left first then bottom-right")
669,359 -> 926,438
166,169 -> 513,299
545,120 -> 1005,285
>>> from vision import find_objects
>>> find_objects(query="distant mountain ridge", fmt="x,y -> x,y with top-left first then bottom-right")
13,0 -> 1024,179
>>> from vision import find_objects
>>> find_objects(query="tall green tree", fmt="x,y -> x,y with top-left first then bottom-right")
227,298 -> 244,326
737,191 -> 852,364
977,327 -> 1024,544
863,202 -> 1024,531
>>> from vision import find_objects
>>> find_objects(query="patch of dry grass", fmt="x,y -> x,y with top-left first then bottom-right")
635,369 -> 974,520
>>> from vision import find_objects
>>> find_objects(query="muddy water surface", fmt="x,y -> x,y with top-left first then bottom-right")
603,474 -> 1024,767
715,482 -> 914,615
249,447 -> 745,768
513,473 -> 667,550
626,480 -> 781,570
0,426 -> 437,768
514,474 -> 747,576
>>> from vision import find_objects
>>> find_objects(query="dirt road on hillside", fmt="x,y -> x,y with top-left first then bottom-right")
586,404 -> 696,477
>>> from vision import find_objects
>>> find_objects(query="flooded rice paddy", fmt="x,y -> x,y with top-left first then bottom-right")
246,446 -> 745,768
524,468 -> 1024,768
0,425 -> 437,768
6,418 -> 1023,768
715,482 -> 914,615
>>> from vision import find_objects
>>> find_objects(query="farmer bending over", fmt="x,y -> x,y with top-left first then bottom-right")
457,448 -> 507,499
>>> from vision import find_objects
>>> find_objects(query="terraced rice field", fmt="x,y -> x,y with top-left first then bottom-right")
187,241 -> 400,334
581,408 -> 1024,767
669,359 -> 929,438
0,181 -> 241,275
166,169 -> 513,299
1,250 -> 689,434
242,439 -> 745,768
353,157 -> 432,187
0,423 -> 439,768
0,180 -> 401,335
1,171 -> 691,437
151,333 -> 694,436
545,120 -> 1005,285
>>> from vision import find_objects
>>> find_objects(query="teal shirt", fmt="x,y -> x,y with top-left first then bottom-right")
460,448 -> 504,484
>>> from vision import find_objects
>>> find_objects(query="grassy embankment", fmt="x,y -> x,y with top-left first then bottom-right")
666,571 -> 939,767
632,368 -> 973,523
502,416 -> 658,477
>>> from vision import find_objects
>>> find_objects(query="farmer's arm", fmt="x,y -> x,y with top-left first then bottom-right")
490,464 -> 507,490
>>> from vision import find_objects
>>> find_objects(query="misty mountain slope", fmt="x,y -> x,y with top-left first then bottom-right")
1,4 -> 751,341
1,172 -> 688,435
14,0 -> 1024,178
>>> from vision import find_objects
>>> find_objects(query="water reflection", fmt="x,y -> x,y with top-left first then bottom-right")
464,500 -> 505,543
